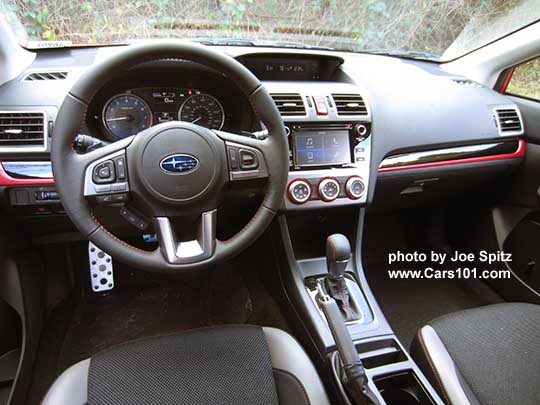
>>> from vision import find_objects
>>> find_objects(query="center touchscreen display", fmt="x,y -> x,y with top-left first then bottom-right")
294,130 -> 351,167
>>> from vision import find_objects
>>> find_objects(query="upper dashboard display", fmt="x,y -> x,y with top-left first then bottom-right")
238,54 -> 343,81
102,87 -> 225,139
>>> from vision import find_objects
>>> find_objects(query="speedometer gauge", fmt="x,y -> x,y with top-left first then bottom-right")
179,94 -> 225,130
103,94 -> 152,139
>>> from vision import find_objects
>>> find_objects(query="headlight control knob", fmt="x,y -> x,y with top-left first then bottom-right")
345,176 -> 365,199
288,179 -> 311,204
318,178 -> 340,202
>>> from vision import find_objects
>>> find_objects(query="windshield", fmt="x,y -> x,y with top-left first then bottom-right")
2,0 -> 539,61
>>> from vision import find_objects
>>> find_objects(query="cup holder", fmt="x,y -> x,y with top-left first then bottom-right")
375,371 -> 435,405
380,387 -> 422,405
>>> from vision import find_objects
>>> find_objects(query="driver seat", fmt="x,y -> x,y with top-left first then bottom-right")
43,325 -> 330,405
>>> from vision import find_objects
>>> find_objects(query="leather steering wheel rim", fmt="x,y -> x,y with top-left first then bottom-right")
51,41 -> 288,273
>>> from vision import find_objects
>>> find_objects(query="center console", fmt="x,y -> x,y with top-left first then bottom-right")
265,78 -> 444,402
263,82 -> 372,210
275,210 -> 445,405
286,122 -> 371,208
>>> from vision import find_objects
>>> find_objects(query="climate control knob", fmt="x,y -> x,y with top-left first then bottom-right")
288,179 -> 312,204
345,176 -> 365,199
318,178 -> 340,202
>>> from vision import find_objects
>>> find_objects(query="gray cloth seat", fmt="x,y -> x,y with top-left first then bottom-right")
411,303 -> 540,405
43,325 -> 330,405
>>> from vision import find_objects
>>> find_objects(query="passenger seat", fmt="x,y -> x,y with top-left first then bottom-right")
411,303 -> 540,405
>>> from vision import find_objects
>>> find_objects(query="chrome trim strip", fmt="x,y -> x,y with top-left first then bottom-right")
379,140 -> 520,170
154,210 -> 216,264
2,161 -> 53,178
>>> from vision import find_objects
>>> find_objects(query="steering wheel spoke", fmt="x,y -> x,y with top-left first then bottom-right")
82,137 -> 133,204
154,210 -> 217,264
214,130 -> 270,183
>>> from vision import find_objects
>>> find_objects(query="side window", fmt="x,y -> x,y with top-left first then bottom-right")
504,57 -> 540,101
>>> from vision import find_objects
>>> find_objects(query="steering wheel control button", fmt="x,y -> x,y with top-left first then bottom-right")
111,193 -> 129,203
228,147 -> 239,170
93,160 -> 116,184
239,149 -> 258,169
114,156 -> 127,180
98,166 -> 111,178
96,194 -> 113,204
226,143 -> 265,181
120,206 -> 149,230
345,176 -> 365,199
318,178 -> 340,202
111,182 -> 129,192
88,242 -> 114,292
288,179 -> 312,204
95,184 -> 111,193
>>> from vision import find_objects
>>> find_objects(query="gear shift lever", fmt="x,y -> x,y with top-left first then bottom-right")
327,234 -> 351,280
325,234 -> 358,321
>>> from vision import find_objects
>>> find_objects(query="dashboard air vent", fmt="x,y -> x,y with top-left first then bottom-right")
331,94 -> 368,116
0,111 -> 47,150
494,107 -> 523,135
451,78 -> 483,88
270,93 -> 306,116
24,71 -> 68,81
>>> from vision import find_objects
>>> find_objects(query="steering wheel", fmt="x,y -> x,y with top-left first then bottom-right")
51,42 -> 288,273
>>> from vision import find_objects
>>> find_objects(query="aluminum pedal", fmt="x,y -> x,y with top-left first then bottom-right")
88,242 -> 114,292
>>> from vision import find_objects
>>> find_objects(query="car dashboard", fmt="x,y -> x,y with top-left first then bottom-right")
0,45 -> 525,225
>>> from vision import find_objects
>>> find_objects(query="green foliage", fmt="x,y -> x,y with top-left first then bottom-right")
356,0 -> 387,50
223,0 -> 254,20
17,0 -> 51,39
7,0 -> 535,56
506,58 -> 540,101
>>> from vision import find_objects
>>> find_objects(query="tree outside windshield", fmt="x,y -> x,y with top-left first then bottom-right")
2,0 -> 540,60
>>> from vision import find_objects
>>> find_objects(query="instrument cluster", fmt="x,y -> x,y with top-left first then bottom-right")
101,87 -> 226,140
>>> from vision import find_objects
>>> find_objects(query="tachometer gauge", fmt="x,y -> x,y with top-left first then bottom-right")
103,94 -> 152,139
179,94 -> 225,130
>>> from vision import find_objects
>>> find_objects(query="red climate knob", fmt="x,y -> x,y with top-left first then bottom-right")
287,179 -> 312,204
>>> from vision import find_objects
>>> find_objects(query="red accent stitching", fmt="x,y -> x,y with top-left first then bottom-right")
89,209 -> 149,254
221,205 -> 273,244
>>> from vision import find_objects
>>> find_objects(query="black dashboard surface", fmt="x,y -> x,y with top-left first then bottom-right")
0,45 -> 522,205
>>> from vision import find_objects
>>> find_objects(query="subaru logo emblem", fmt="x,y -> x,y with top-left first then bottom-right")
160,154 -> 199,174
